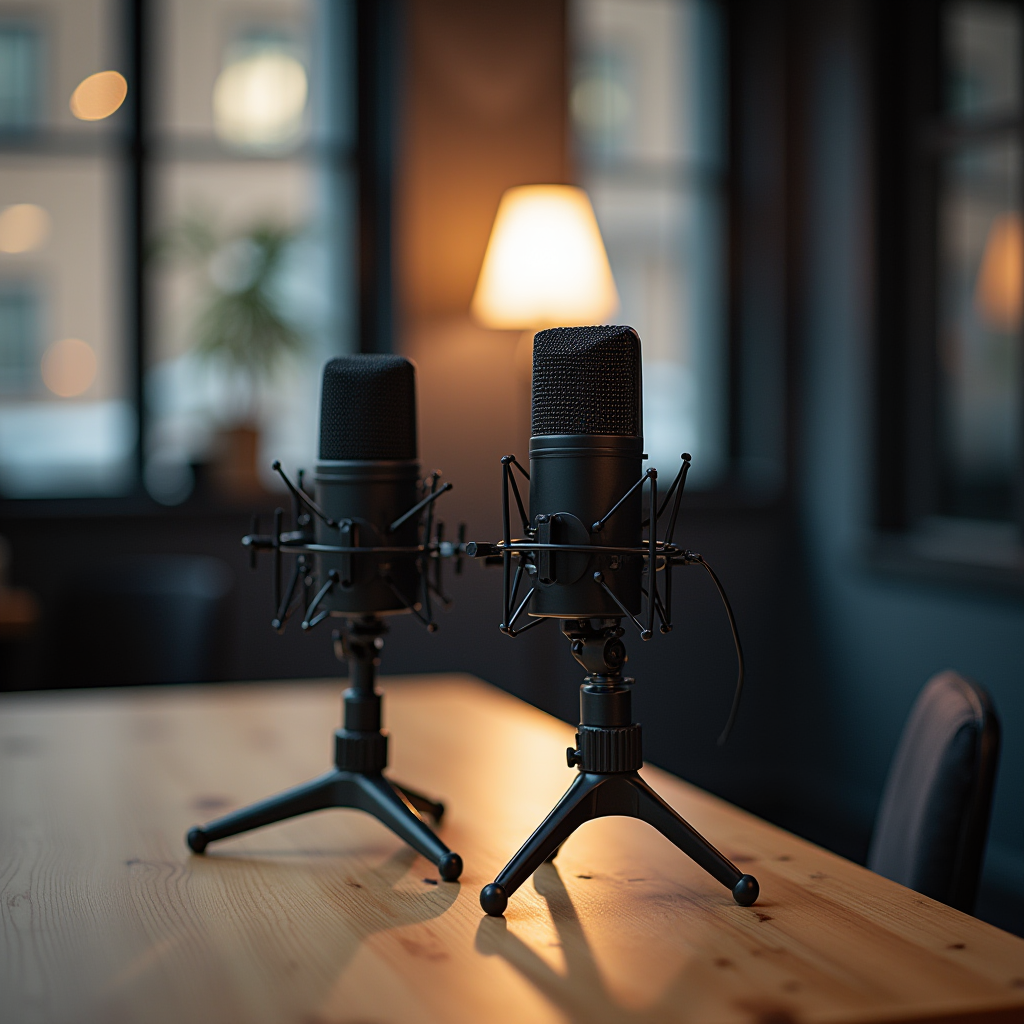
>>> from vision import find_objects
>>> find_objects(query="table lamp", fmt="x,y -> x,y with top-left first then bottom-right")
471,184 -> 619,340
471,184 -> 619,443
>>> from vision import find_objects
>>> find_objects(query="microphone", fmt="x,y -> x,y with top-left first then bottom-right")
256,354 -> 455,632
472,324 -> 755,918
186,354 -> 463,882
528,325 -> 645,621
313,354 -> 435,624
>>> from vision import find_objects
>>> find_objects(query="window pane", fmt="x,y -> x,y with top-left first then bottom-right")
571,0 -> 725,486
0,157 -> 132,497
0,25 -> 43,129
936,140 -> 1022,519
944,1 -> 1022,119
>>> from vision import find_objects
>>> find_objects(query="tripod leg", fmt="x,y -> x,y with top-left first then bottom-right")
186,770 -> 339,853
345,774 -> 463,881
392,781 -> 445,822
480,773 -> 606,916
627,774 -> 759,906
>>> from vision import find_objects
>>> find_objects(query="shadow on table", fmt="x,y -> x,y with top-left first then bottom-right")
104,844 -> 459,1019
475,863 -> 795,1024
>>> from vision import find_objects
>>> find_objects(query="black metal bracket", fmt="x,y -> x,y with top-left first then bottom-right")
390,479 -> 453,533
592,468 -> 655,533
273,460 -> 339,529
302,570 -> 339,630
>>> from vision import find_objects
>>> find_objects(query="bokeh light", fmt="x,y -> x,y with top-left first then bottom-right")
41,338 -> 98,397
70,71 -> 128,121
975,212 -> 1023,332
0,203 -> 51,253
212,51 -> 308,148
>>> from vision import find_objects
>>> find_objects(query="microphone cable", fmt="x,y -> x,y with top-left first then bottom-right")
685,552 -> 745,747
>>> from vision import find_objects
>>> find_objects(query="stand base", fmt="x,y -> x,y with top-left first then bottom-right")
480,770 -> 757,915
186,767 -> 462,881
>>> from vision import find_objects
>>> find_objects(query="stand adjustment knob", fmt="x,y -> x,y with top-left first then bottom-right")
566,747 -> 583,768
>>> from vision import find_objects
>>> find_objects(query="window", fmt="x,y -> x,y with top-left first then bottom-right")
570,0 -> 726,487
937,2 -> 1022,522
876,0 -> 1024,568
0,0 -> 359,502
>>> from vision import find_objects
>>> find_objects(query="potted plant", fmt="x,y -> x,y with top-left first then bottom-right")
157,215 -> 306,497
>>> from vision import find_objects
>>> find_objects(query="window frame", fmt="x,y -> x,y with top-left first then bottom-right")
871,0 -> 1024,591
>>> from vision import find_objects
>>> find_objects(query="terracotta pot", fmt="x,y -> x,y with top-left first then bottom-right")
209,424 -> 265,499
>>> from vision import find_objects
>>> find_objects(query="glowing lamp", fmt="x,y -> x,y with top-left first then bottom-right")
471,185 -> 619,330
213,51 -> 308,148
975,211 -> 1023,333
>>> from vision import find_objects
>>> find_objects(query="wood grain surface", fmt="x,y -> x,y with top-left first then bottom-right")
2,674 -> 1024,1024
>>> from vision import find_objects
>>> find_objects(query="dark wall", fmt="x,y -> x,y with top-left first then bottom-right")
787,0 -> 1024,933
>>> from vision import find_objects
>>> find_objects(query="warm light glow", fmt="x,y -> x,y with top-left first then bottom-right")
0,203 -> 50,253
975,212 -> 1023,332
41,338 -> 97,397
213,52 -> 308,148
471,185 -> 619,329
70,71 -> 128,121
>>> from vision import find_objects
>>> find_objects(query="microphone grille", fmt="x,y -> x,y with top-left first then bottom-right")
319,354 -> 417,460
531,325 -> 642,437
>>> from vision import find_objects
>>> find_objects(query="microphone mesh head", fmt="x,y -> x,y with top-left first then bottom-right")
532,325 -> 642,437
319,354 -> 418,460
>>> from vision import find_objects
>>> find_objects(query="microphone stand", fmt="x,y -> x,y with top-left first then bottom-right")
473,451 -> 756,915
187,614 -> 463,881
480,619 -> 757,915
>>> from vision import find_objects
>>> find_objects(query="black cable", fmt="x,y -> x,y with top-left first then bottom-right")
691,554 -> 744,746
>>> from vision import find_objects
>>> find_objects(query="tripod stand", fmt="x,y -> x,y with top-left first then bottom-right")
186,616 -> 463,881
480,621 -> 757,915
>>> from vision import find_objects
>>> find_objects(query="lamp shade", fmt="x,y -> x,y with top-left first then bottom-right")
471,185 -> 619,329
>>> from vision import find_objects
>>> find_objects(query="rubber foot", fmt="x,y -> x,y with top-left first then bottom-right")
480,882 -> 508,916
439,852 -> 463,882
431,801 -> 445,823
733,873 -> 759,906
186,827 -> 208,854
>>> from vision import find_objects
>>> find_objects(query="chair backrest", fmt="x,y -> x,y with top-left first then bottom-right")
867,670 -> 999,913
45,555 -> 234,687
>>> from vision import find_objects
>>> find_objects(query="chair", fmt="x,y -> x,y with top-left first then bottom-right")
867,670 -> 1000,913
44,555 -> 233,687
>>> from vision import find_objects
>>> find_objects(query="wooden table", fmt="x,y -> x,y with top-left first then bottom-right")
3,675 -> 1024,1024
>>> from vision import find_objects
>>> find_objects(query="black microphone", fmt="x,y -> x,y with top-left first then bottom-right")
473,323 -> 754,918
315,354 -> 424,621
528,325 -> 645,621
188,353 -> 463,881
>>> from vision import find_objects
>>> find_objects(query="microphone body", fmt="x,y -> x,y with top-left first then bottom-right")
529,434 -> 642,618
528,326 -> 644,620
315,460 -> 420,616
314,354 -> 421,618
